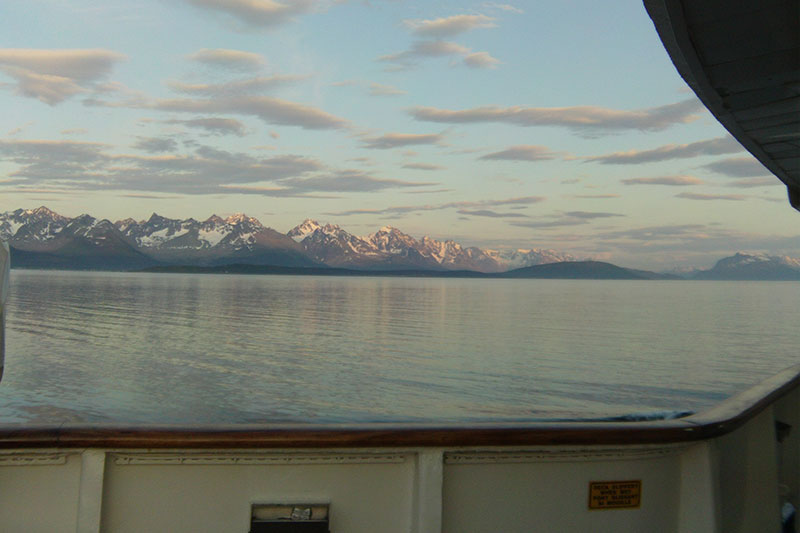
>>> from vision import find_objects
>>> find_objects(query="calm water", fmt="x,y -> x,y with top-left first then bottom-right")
1,270 -> 798,424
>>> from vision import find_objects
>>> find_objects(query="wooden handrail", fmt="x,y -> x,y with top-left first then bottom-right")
0,364 -> 797,449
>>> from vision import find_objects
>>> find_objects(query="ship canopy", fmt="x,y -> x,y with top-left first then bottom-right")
644,0 -> 800,211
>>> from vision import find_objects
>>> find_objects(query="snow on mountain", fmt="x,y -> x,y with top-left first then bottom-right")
0,206 -> 69,242
287,220 -> 384,267
287,221 -> 573,272
3,206 -> 583,272
694,252 -> 800,280
287,219 -> 322,242
367,226 -> 419,255
117,212 -> 267,250
485,248 -> 577,270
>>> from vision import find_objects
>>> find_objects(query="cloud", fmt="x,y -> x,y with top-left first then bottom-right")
458,209 -> 527,218
91,94 -> 349,130
60,128 -> 88,136
380,40 -> 469,64
168,75 -> 307,97
0,48 -> 125,104
166,117 -> 247,136
508,210 -> 623,230
675,192 -> 746,201
325,195 -> 544,216
590,224 -> 800,259
621,175 -> 703,186
369,83 -> 406,96
572,194 -> 620,199
463,52 -> 500,69
410,98 -> 703,135
585,136 -> 743,164
564,211 -> 624,219
186,48 -> 265,71
479,145 -> 558,161
482,2 -> 523,13
404,14 -> 496,37
703,157 -> 770,178
379,40 -> 498,70
133,137 -> 179,153
725,177 -> 778,188
0,138 -> 438,197
511,218 -> 589,229
402,162 -> 444,171
184,0 -> 316,29
362,132 -> 444,149
276,169 -> 435,193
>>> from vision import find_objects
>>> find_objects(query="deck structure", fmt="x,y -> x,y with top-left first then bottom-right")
644,0 -> 800,210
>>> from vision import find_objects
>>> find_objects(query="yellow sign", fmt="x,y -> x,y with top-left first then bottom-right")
588,480 -> 641,509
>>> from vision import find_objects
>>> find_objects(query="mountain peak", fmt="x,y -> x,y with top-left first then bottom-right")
28,206 -> 59,217
146,212 -> 168,224
225,213 -> 261,226
287,219 -> 323,242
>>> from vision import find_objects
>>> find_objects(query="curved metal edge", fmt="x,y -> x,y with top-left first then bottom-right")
0,364 -> 797,449
643,0 -> 800,212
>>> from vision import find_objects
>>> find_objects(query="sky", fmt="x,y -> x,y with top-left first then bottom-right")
0,0 -> 797,270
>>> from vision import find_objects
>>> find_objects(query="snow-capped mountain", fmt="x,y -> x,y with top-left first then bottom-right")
485,248 -> 577,271
2,207 -> 582,272
115,212 -> 314,267
0,206 -> 69,244
2,207 -> 315,269
287,219 -> 323,242
693,252 -> 800,280
290,221 -> 387,268
2,208 -> 154,270
287,220 -> 574,272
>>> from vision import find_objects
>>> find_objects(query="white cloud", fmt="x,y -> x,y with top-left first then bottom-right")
404,14 -> 496,37
463,52 -> 500,69
0,48 -> 125,105
326,196 -> 544,216
675,192 -> 746,201
410,98 -> 703,135
362,132 -> 444,149
166,117 -> 248,136
621,175 -> 703,186
187,48 -> 265,71
482,3 -> 523,14
402,162 -> 444,171
369,83 -> 406,96
89,94 -> 349,130
479,145 -> 558,161
585,136 -> 743,164
167,74 -> 308,96
185,0 -> 316,29
133,137 -> 179,153
0,138 -> 436,197
379,40 -> 497,70
703,157 -> 770,178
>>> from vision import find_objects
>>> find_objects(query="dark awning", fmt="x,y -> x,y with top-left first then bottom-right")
644,0 -> 800,211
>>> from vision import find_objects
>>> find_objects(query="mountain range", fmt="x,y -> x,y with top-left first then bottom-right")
1,207 -> 574,273
2,207 -> 799,280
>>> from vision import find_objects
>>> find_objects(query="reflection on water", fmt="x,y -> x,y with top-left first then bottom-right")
1,270 -> 798,424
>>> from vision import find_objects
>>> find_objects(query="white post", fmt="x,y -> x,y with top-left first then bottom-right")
677,441 -> 720,532
76,449 -> 106,533
413,450 -> 443,533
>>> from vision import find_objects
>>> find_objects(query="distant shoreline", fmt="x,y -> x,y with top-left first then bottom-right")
12,260 -> 678,280
10,259 -> 800,281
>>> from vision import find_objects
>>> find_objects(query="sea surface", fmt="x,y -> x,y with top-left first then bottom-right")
1,270 -> 798,424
